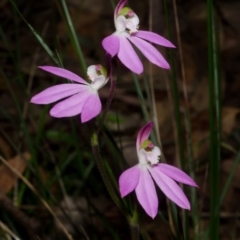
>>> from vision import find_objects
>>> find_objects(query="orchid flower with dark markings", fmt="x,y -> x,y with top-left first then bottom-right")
31,65 -> 108,123
119,122 -> 198,219
102,0 -> 175,74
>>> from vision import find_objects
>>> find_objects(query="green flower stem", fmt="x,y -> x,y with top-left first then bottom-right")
129,207 -> 139,240
91,133 -> 127,217
93,57 -> 140,239
91,133 -> 140,240
91,58 -> 128,216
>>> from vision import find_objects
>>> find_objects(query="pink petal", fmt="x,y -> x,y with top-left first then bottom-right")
135,168 -> 158,219
39,66 -> 87,84
156,164 -> 198,187
118,37 -> 143,74
136,122 -> 153,151
136,31 -> 175,48
119,165 -> 140,197
128,36 -> 170,69
30,84 -> 87,104
81,93 -> 101,122
150,168 -> 190,210
114,0 -> 128,18
50,90 -> 92,118
102,35 -> 120,57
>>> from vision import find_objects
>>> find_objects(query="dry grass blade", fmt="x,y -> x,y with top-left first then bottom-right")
0,155 -> 73,240
0,221 -> 21,240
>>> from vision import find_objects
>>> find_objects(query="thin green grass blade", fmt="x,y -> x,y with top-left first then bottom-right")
171,0 -> 199,236
59,0 -> 87,72
132,74 -> 158,145
184,111 -> 198,239
1,65 -> 46,203
104,159 -> 119,191
207,0 -> 221,239
203,150 -> 240,240
142,75 -> 152,115
132,74 -> 149,122
218,151 -> 240,210
163,15 -> 184,169
109,0 -> 116,9
17,169 -> 30,204
162,0 -> 187,238
8,0 -> 60,65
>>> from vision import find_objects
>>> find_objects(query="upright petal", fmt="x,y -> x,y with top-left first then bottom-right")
50,90 -> 92,118
30,84 -> 87,104
135,168 -> 158,219
136,31 -> 175,48
102,35 -> 120,57
128,36 -> 170,69
115,15 -> 127,32
155,164 -> 198,187
119,165 -> 140,197
114,0 -> 128,19
150,168 -> 190,210
136,121 -> 153,151
81,93 -> 101,122
39,66 -> 87,84
118,37 -> 143,74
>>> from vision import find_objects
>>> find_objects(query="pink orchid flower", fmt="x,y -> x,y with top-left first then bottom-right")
119,122 -> 198,219
31,65 -> 108,123
102,0 -> 175,75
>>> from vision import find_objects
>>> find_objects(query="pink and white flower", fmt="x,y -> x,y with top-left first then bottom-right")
119,122 -> 197,219
31,65 -> 108,123
102,0 -> 175,74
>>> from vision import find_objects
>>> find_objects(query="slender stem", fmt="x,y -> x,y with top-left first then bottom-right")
92,56 -> 129,216
91,134 -> 127,217
130,224 -> 139,240
93,56 -> 140,238
129,207 -> 139,240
